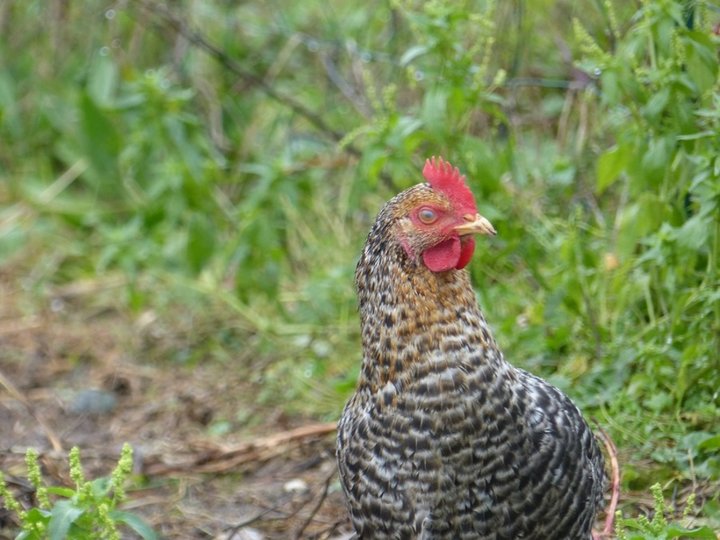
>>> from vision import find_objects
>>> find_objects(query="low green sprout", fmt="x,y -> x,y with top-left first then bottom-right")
615,483 -> 716,540
0,444 -> 156,540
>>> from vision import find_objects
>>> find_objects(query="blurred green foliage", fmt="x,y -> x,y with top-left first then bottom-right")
0,0 -> 718,530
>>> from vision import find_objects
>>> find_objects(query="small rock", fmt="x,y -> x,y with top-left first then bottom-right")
68,389 -> 118,415
224,527 -> 264,540
283,478 -> 309,494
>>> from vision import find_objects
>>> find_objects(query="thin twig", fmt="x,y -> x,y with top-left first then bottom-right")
142,422 -> 337,476
292,467 -> 337,540
0,368 -> 64,452
224,505 -> 282,538
321,50 -> 373,118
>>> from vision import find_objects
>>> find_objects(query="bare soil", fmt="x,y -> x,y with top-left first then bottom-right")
0,270 -> 352,539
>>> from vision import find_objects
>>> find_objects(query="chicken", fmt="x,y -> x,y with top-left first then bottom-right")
336,157 -> 605,539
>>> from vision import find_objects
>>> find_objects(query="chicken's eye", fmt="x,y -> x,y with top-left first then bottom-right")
417,207 -> 438,224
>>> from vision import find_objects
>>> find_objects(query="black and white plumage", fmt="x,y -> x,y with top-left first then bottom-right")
336,158 -> 605,539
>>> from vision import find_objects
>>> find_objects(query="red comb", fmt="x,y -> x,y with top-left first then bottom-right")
422,156 -> 477,214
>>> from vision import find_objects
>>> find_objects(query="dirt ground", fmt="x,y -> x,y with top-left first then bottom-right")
0,271 -> 352,539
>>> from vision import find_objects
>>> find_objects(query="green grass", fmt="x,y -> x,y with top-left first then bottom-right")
1,0 -> 719,534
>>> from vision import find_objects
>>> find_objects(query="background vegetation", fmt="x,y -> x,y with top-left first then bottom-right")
1,0 -> 718,536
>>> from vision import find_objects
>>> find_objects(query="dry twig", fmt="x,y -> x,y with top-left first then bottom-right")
0,368 -> 64,452
292,466 -> 337,540
142,422 -> 337,476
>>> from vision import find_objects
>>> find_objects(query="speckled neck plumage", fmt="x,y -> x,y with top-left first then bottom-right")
354,190 -> 503,395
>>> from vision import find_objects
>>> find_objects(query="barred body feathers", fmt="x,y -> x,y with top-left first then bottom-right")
337,158 -> 605,539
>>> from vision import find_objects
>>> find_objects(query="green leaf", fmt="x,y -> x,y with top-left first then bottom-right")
48,500 -> 84,540
421,88 -> 448,135
600,69 -> 620,105
665,524 -> 717,538
0,71 -> 21,137
46,486 -> 76,498
698,433 -> 720,452
676,214 -> 709,251
79,92 -> 120,185
615,194 -> 671,257
163,115 -> 203,180
676,130 -> 715,141
596,144 -> 630,194
87,54 -> 118,107
642,86 -> 670,121
684,31 -> 718,94
186,212 -> 216,274
400,45 -> 429,66
110,510 -> 158,540
21,507 -> 51,532
635,136 -> 673,192
90,476 -> 112,498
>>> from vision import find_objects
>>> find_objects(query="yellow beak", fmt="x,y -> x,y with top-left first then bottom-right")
454,213 -> 497,236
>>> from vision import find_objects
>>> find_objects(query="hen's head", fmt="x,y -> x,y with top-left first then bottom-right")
394,156 -> 495,273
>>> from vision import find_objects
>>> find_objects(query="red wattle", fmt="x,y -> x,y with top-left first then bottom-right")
456,237 -> 476,269
422,237 -> 461,272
